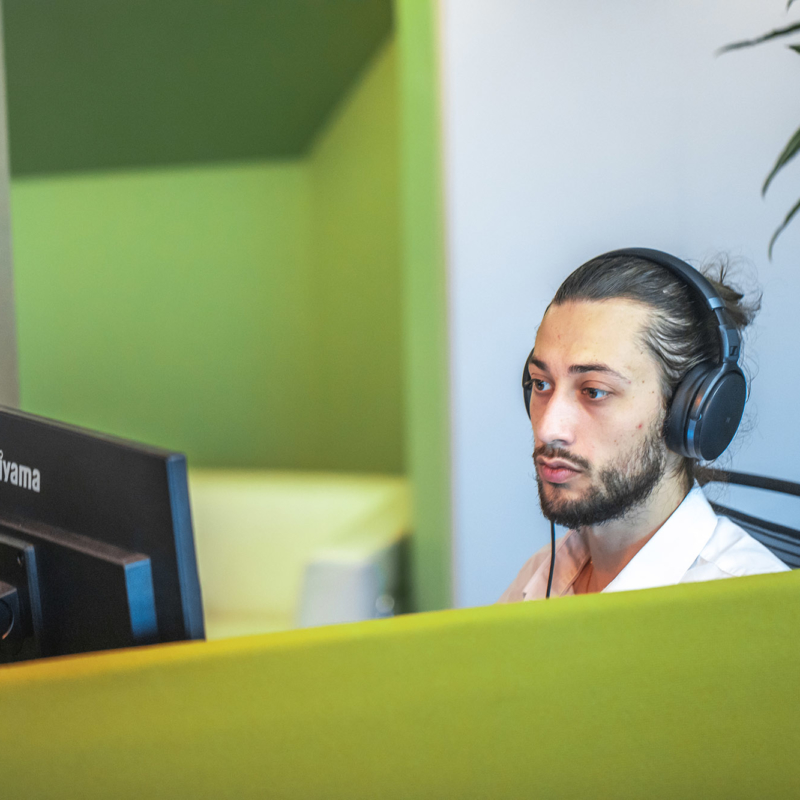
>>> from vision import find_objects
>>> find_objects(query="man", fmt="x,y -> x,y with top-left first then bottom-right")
499,249 -> 788,602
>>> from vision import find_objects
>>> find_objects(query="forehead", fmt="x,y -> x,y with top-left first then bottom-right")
533,298 -> 655,375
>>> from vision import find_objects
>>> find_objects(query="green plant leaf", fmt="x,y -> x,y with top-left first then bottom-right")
768,196 -> 800,258
790,44 -> 800,54
762,126 -> 800,195
718,21 -> 800,54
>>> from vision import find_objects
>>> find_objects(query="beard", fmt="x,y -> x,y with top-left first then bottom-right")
534,423 -> 668,529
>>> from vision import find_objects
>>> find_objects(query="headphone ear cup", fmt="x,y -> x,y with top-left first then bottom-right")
666,363 -> 714,458
667,363 -> 746,460
691,366 -> 746,460
522,356 -> 533,418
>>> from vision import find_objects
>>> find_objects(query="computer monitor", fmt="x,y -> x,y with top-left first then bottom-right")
0,406 -> 204,663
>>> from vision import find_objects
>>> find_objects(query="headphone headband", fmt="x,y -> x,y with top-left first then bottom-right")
599,248 -> 741,365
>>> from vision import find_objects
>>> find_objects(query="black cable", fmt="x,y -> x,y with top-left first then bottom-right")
545,519 -> 556,599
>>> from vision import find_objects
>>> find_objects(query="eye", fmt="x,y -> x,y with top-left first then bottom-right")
532,379 -> 551,393
582,387 -> 609,401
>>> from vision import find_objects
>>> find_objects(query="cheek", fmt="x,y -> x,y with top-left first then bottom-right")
602,406 -> 659,450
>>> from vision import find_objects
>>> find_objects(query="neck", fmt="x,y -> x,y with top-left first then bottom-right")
579,468 -> 689,592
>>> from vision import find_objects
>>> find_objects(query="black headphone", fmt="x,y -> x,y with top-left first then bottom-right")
522,247 -> 746,461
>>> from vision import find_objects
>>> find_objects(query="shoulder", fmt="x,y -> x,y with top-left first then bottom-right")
692,514 -> 790,579
497,532 -> 576,603
496,541 -> 555,603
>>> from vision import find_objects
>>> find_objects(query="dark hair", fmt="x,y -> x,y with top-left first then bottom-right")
551,253 -> 760,483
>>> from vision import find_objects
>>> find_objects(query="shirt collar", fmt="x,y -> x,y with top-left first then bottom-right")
519,484 -> 717,599
603,484 -> 717,593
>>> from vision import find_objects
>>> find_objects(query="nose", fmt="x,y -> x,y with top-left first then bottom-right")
532,388 -> 578,449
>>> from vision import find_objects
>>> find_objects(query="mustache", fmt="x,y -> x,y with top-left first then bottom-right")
532,444 -> 591,472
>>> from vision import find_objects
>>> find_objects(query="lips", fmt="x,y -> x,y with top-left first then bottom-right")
537,458 -> 583,484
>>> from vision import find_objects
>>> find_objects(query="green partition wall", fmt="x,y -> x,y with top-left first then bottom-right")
3,0 -> 394,175
2,572 -> 799,797
308,39 -> 403,473
11,39 -> 403,474
397,0 -> 451,610
12,162 -> 316,466
7,1 -> 452,611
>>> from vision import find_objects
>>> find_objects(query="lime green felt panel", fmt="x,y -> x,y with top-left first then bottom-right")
12,163 -> 319,468
5,572 -> 797,798
308,40 -> 404,473
396,1 -> 451,610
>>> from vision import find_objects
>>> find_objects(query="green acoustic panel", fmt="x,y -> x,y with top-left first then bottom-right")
3,0 -> 392,176
1,572 -> 800,798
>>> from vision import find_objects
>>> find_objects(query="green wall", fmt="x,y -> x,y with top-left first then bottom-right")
13,162 -> 316,466
11,12 -> 451,611
4,0 -> 393,173
308,39 -> 403,472
11,40 -> 402,473
397,1 -> 452,610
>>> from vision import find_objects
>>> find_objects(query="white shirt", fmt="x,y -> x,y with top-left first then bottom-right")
498,485 -> 789,602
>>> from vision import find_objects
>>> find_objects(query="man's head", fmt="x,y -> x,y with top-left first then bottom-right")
525,252 -> 758,528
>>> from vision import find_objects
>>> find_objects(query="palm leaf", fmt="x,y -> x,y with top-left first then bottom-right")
718,21 -> 800,54
791,44 -> 800,54
763,126 -> 800,195
768,196 -> 800,258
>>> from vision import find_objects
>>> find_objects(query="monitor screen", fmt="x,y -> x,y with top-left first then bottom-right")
0,407 -> 204,663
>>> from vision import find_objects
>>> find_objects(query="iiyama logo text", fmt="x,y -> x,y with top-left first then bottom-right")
0,450 -> 41,492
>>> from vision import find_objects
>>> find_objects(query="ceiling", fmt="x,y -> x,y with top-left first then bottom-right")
3,0 -> 393,176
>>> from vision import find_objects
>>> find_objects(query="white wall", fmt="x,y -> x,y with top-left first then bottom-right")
440,0 -> 800,607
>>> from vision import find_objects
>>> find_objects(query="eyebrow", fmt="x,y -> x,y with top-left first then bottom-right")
528,357 -> 631,384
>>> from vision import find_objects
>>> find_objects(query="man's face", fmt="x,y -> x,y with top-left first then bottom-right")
527,298 -> 673,528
